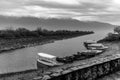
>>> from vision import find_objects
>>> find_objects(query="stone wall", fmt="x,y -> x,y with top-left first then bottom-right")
48,58 -> 120,80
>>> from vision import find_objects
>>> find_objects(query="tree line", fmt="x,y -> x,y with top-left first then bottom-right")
0,28 -> 93,39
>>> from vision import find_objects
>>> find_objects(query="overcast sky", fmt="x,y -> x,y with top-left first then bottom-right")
0,0 -> 120,25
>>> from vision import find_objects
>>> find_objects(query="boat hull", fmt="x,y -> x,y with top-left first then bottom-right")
37,59 -> 55,69
37,61 -> 53,69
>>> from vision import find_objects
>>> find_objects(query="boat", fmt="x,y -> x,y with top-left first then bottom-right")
86,43 -> 108,50
83,40 -> 108,50
56,56 -> 74,63
83,40 -> 97,49
73,50 -> 103,60
77,50 -> 103,57
37,53 -> 63,68
56,50 -> 103,63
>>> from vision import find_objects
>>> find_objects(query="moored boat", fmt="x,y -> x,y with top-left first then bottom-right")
83,40 -> 96,49
77,50 -> 103,57
86,43 -> 108,50
56,50 -> 103,63
37,40 -> 107,67
37,53 -> 63,68
83,40 -> 108,50
56,56 -> 74,63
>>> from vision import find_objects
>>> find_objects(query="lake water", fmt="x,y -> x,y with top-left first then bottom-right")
0,28 -> 116,79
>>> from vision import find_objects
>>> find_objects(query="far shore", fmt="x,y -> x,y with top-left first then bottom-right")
0,27 -> 94,54
0,38 -> 55,53
0,33 -> 93,54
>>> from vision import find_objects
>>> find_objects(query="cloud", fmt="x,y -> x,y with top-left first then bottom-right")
0,5 -> 82,18
0,0 -> 120,24
73,16 -> 98,21
112,0 -> 120,5
43,0 -> 80,5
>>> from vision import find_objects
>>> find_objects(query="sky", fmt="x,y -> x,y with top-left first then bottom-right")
0,0 -> 120,25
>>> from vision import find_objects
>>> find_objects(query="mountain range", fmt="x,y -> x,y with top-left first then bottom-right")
0,16 -> 115,31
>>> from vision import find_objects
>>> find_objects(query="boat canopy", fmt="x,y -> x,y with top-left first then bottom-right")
38,53 -> 56,59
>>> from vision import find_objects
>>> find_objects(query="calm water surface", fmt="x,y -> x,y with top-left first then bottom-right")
0,29 -> 116,80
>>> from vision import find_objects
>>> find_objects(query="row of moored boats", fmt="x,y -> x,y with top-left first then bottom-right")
37,40 -> 108,67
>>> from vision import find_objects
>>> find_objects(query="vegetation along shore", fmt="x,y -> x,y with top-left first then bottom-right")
0,27 -> 93,53
98,26 -> 120,43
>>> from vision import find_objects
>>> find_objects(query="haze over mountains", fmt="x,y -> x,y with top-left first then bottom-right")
0,16 -> 115,31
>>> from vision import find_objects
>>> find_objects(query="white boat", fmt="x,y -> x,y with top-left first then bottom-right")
37,53 -> 62,68
87,43 -> 108,50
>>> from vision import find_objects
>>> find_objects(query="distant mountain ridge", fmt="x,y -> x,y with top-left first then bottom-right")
0,16 -> 115,31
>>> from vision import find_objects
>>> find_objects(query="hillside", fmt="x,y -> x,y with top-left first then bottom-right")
0,16 -> 115,31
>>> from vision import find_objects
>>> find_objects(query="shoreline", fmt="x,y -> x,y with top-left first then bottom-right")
0,33 -> 93,54
0,39 -> 54,53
